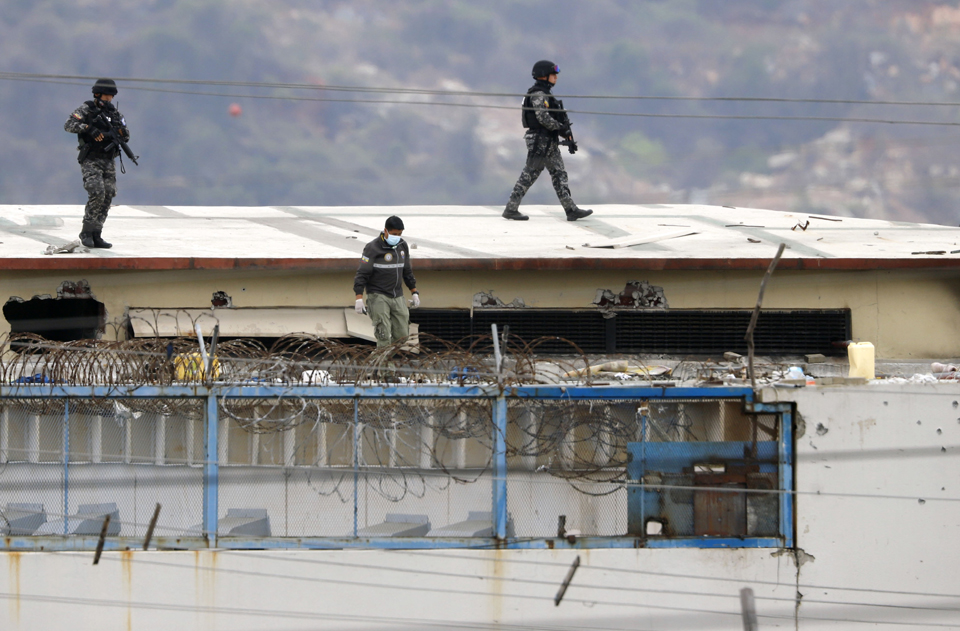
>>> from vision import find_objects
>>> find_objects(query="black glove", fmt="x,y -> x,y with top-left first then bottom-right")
557,126 -> 572,138
566,139 -> 578,154
83,125 -> 103,139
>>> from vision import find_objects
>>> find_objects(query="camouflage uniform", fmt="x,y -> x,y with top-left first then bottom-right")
64,101 -> 129,233
504,89 -> 576,215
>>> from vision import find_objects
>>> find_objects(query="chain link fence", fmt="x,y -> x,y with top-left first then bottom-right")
0,393 -> 787,545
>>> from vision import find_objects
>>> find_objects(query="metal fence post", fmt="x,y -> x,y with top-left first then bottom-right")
779,407 -> 794,548
202,391 -> 219,541
63,399 -> 70,536
493,395 -> 508,539
353,398 -> 360,537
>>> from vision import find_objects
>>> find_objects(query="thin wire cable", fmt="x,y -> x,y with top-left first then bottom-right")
4,73 -> 960,127
212,549 -> 960,614
53,555 -> 960,628
7,71 -> 960,107
389,550 -> 960,601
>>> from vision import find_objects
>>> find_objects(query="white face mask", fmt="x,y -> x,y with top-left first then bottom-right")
385,234 -> 401,247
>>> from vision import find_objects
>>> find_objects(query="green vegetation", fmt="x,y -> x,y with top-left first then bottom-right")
1,0 -> 959,222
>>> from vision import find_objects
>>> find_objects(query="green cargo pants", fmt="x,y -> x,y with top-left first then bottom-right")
367,293 -> 410,347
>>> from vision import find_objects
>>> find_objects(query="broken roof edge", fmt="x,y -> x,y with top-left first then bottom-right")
2,256 -> 960,273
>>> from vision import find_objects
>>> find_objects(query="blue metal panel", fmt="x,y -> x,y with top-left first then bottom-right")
202,393 -> 219,541
779,408 -> 795,548
492,397 -> 508,539
626,441 -> 779,477
643,537 -> 784,549
0,384 -> 754,401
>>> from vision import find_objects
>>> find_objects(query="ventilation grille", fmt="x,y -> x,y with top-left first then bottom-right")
411,309 -> 850,355
615,310 -> 850,354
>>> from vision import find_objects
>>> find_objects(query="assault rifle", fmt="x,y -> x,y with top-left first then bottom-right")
554,99 -> 578,154
80,106 -> 139,169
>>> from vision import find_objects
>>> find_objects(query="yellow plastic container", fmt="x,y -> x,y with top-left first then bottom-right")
175,353 -> 220,381
847,342 -> 875,380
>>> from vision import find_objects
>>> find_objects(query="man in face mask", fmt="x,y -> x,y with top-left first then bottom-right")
353,216 -> 420,347
64,78 -> 131,249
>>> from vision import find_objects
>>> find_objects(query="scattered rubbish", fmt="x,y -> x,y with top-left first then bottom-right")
912,251 -> 946,255
565,245 -> 575,250
785,366 -> 806,380
815,423 -> 829,436
816,237 -> 824,241
726,224 -> 765,228
592,280 -> 668,315
791,221 -> 810,231
723,351 -> 742,362
805,353 -> 826,363
932,362 -> 957,374
300,370 -> 330,385
657,224 -> 691,227
809,215 -> 842,222
918,498 -> 926,505
473,291 -> 526,309
722,205 -> 736,209
43,240 -> 89,255
875,374 -> 937,385
582,229 -> 698,249
562,361 -> 671,379
951,250 -> 960,254
747,238 -> 761,243
13,374 -> 50,384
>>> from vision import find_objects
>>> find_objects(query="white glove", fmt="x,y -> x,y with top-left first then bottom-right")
355,298 -> 365,314
410,293 -> 420,308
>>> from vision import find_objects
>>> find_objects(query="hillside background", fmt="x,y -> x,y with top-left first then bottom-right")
3,0 -> 960,225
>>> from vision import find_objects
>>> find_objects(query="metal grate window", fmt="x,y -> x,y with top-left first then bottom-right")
411,308 -> 850,355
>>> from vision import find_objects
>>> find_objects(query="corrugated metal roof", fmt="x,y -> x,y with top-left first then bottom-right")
2,203 -> 959,271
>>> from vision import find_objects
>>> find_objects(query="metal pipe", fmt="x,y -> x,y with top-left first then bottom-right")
202,392 -> 219,542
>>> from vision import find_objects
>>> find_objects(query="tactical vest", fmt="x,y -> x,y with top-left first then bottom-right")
78,101 -> 119,156
521,83 -> 563,134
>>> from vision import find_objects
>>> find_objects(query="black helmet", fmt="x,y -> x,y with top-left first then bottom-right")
92,78 -> 118,96
531,60 -> 559,79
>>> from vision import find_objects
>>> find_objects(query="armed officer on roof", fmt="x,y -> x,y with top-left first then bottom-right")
64,78 -> 136,249
502,60 -> 593,222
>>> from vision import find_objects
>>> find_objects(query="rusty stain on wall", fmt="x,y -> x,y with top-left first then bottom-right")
6,551 -> 20,627
121,550 -> 134,631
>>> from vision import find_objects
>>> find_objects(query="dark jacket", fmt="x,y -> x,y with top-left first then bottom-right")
353,233 -> 417,299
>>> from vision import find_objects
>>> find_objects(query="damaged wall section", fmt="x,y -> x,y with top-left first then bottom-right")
3,280 -> 106,343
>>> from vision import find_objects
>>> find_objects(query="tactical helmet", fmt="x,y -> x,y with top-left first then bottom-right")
531,60 -> 559,79
92,78 -> 118,96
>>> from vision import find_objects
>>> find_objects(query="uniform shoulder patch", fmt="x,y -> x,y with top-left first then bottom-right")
361,255 -> 370,262
544,101 -> 549,108
72,113 -> 83,119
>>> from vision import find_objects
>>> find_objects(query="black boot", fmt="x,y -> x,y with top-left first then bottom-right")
92,231 -> 113,249
79,232 -> 96,248
565,207 -> 593,221
502,206 -> 529,221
